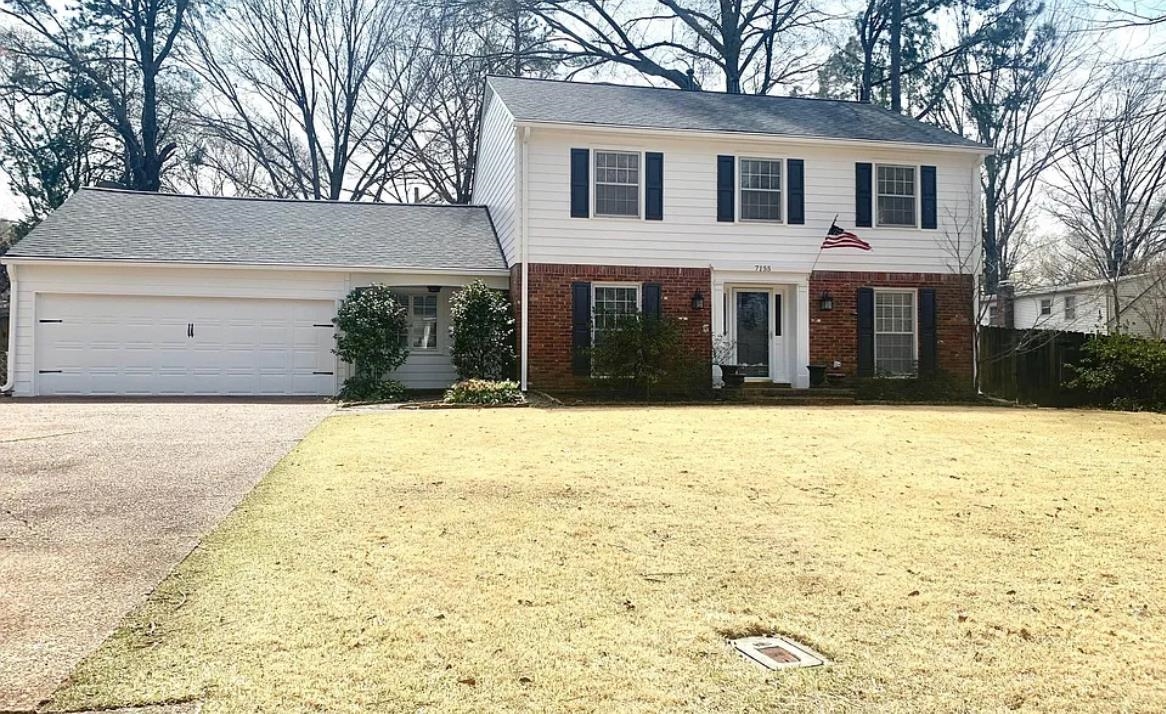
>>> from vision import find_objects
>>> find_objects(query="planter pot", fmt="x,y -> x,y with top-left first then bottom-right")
826,371 -> 846,386
718,364 -> 746,388
807,364 -> 828,388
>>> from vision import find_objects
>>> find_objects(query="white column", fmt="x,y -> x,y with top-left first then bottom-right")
711,276 -> 726,386
795,281 -> 811,388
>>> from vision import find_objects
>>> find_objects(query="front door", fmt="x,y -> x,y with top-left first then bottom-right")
735,291 -> 770,378
732,288 -> 788,382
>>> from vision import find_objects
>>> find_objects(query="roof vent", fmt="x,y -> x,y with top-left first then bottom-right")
730,635 -> 829,671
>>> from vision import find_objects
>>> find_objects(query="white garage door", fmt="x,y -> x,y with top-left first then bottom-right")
35,293 -> 337,396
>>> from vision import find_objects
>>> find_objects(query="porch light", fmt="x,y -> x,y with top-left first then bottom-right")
427,285 -> 441,293
819,291 -> 834,311
692,290 -> 705,310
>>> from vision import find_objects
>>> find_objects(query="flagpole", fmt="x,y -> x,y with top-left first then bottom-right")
810,214 -> 838,275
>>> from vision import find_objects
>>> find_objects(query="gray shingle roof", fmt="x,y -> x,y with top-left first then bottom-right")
488,76 -> 985,150
6,188 -> 508,271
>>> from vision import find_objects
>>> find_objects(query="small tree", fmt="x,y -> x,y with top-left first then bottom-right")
333,285 -> 410,400
590,313 -> 707,399
448,281 -> 515,380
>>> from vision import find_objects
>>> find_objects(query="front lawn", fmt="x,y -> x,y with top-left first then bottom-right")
51,406 -> 1166,712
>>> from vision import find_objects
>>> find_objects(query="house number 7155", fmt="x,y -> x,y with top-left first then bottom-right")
754,264 -> 772,272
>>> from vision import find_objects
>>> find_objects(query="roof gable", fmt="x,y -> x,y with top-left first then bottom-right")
486,76 -> 986,151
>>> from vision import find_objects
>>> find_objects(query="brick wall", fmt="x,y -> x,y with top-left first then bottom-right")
809,270 -> 975,378
512,263 -> 712,390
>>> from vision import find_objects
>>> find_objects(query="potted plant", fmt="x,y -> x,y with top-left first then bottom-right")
713,334 -> 746,388
807,364 -> 828,387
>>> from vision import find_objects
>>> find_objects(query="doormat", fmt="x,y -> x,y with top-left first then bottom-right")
730,635 -> 829,671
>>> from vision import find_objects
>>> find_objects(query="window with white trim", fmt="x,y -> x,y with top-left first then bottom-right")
1039,298 -> 1052,316
876,165 -> 917,227
592,283 -> 641,345
1064,295 -> 1076,320
407,294 -> 438,351
739,158 -> 782,222
874,289 -> 916,376
594,151 -> 640,217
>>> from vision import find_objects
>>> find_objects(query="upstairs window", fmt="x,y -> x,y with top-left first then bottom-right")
739,158 -> 782,222
594,151 -> 640,217
1039,298 -> 1052,316
877,165 -> 916,227
1064,295 -> 1077,320
408,294 -> 438,351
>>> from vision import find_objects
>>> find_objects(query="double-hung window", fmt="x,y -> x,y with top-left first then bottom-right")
1039,298 -> 1052,316
407,294 -> 438,351
876,165 -> 917,227
739,158 -> 782,222
592,283 -> 640,346
1064,295 -> 1077,320
594,151 -> 640,217
874,289 -> 916,376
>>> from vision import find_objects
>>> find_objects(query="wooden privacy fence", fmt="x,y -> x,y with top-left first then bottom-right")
979,326 -> 1090,406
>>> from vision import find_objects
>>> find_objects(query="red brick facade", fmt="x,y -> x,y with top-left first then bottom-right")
512,263 -> 712,390
809,270 -> 975,378
511,264 -> 974,389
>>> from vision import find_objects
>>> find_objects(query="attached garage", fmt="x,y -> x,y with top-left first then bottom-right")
2,189 -> 509,397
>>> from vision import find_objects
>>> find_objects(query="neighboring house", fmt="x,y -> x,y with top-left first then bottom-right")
474,76 -> 989,390
983,274 -> 1166,338
1,193 -> 507,396
2,76 -> 989,398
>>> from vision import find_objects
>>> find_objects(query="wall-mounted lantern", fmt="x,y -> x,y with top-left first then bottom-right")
819,291 -> 834,312
692,291 -> 705,310
427,285 -> 442,293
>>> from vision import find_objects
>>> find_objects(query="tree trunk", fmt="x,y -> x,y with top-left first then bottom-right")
889,0 -> 902,112
983,155 -> 1000,292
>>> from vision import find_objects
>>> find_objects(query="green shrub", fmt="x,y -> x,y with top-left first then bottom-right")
333,285 -> 410,401
588,313 -> 711,400
449,281 -> 515,380
1066,333 -> 1166,411
854,372 -> 978,402
443,379 -> 524,405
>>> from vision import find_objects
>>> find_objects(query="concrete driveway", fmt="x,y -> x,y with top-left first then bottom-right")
0,400 -> 333,712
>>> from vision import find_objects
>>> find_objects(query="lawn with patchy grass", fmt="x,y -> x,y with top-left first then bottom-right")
50,406 -> 1166,712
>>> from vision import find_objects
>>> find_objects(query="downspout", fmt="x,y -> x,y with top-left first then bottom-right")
520,126 -> 531,392
1,262 -> 17,394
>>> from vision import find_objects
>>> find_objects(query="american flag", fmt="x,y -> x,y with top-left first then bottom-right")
822,222 -> 871,251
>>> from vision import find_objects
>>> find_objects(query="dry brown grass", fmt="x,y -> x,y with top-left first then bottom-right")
48,406 -> 1166,713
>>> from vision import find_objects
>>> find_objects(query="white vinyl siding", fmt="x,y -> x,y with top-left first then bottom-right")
521,127 -> 981,274
874,289 -> 916,376
594,151 -> 640,218
739,158 -> 782,222
471,89 -> 518,265
876,165 -> 917,227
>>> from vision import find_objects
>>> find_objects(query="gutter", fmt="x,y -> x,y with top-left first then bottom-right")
2,262 -> 16,394
0,256 -> 511,277
513,120 -> 995,156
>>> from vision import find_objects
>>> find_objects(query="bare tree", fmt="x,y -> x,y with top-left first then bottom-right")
0,0 -> 193,191
189,0 -> 424,200
937,0 -> 1086,293
525,0 -> 823,94
1046,64 -> 1166,331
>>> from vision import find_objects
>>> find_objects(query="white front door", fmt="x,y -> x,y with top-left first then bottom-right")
34,293 -> 337,396
731,287 -> 790,383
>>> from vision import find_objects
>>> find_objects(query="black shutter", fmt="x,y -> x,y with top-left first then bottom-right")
855,162 -> 873,228
570,148 -> 589,218
918,288 -> 938,375
787,159 -> 804,225
642,283 -> 662,319
920,165 -> 937,230
717,155 -> 735,222
571,282 -> 591,375
857,287 -> 875,377
645,152 -> 664,221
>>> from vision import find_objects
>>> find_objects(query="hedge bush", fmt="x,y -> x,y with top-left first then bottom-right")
588,313 -> 711,400
333,285 -> 410,401
444,379 -> 524,405
1067,333 -> 1166,411
854,372 -> 979,402
449,281 -> 515,380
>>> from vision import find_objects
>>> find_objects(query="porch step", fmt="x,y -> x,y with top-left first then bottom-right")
731,386 -> 857,406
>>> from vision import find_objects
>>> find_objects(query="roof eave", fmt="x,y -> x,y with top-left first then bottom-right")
0,255 -> 511,275
513,119 -> 993,155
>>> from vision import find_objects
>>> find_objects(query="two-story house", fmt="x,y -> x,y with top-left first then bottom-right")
0,76 -> 987,397
474,76 -> 989,390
